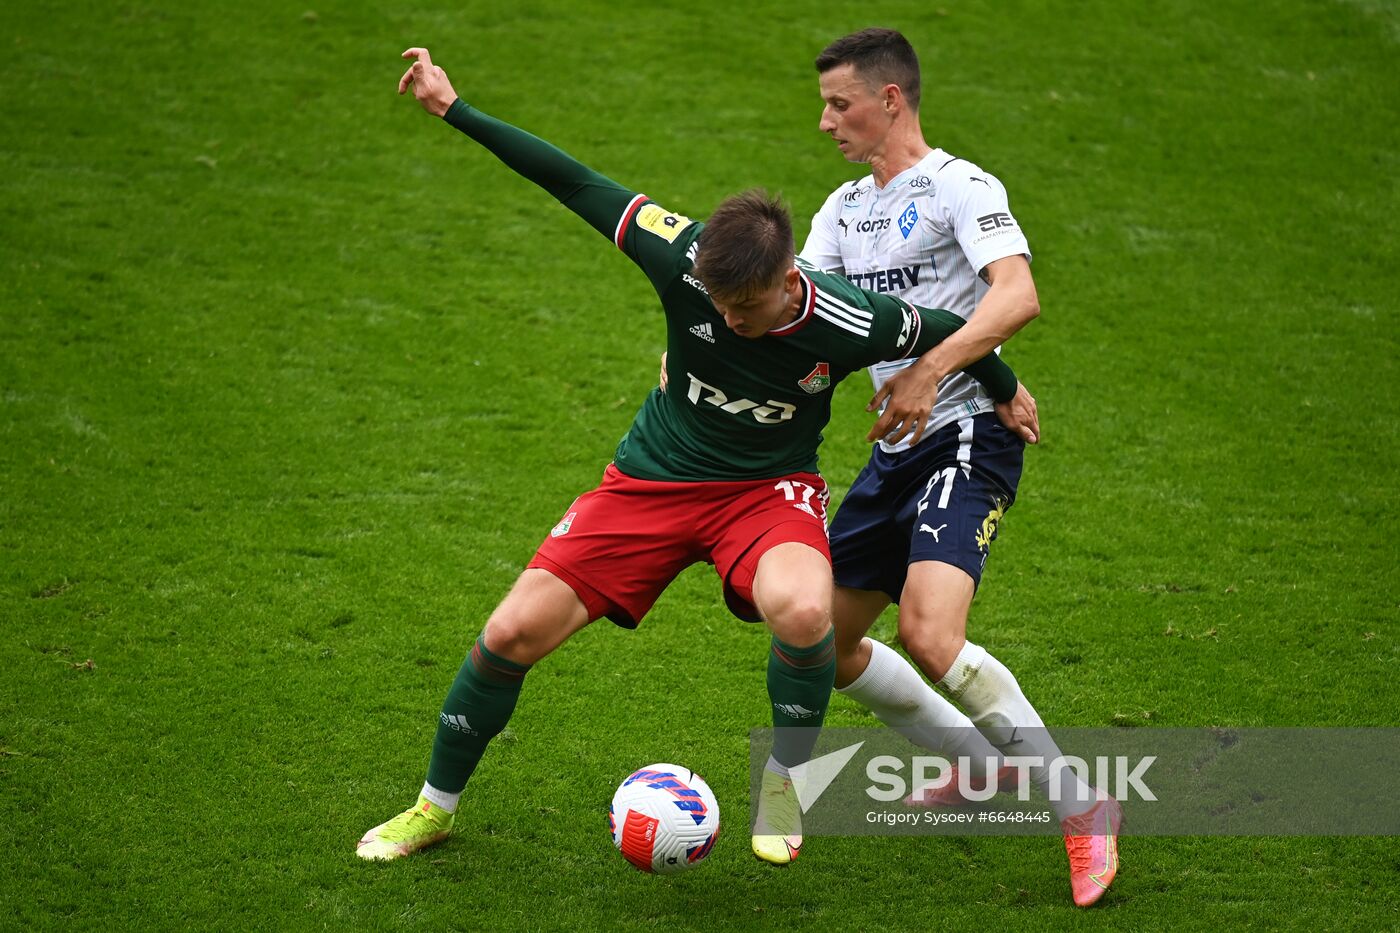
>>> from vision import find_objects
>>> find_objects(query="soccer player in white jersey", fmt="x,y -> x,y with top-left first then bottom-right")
801,28 -> 1121,907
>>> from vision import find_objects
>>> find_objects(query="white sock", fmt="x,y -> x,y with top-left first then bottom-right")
420,782 -> 461,813
763,756 -> 790,780
839,638 -> 999,779
938,642 -> 1095,820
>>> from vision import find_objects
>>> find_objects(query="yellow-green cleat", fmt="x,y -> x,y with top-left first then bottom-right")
357,796 -> 455,861
751,769 -> 802,865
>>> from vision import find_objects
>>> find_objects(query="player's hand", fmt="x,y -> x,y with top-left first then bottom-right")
398,48 -> 458,118
659,351 -> 669,391
866,365 -> 938,446
995,381 -> 1039,444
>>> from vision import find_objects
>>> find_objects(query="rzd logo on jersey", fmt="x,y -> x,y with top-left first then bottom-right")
797,363 -> 831,395
686,373 -> 796,424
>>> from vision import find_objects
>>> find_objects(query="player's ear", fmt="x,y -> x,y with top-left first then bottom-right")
882,84 -> 901,113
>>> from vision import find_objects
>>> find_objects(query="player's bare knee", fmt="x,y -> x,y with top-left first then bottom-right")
898,623 -> 964,683
481,611 -> 543,664
767,596 -> 831,647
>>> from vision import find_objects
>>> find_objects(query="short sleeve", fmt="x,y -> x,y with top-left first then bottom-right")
798,185 -> 850,273
941,169 -> 1031,278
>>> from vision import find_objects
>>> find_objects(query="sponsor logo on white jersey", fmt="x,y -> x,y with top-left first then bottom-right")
977,211 -> 1016,232
898,202 -> 920,239
689,321 -> 715,343
845,266 -> 921,293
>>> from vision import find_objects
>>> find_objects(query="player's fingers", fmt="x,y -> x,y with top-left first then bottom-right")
865,411 -> 894,443
889,419 -> 915,445
1018,408 -> 1038,444
867,386 -> 891,413
397,64 -> 416,95
401,47 -> 433,66
908,417 -> 927,447
884,411 -> 916,444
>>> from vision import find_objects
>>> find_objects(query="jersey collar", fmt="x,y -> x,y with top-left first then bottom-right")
767,268 -> 816,337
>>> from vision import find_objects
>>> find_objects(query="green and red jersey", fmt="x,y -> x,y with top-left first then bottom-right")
443,100 -> 1017,482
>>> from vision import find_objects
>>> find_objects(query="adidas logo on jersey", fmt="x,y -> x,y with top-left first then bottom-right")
689,322 -> 715,343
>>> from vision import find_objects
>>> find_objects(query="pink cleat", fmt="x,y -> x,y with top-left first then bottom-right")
1061,794 -> 1122,907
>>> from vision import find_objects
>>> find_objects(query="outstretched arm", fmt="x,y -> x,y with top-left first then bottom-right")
397,48 -> 636,240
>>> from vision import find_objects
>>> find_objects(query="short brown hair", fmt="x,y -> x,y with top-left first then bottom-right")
815,28 -> 922,111
691,189 -> 794,302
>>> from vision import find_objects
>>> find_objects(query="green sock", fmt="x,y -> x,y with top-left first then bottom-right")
767,629 -> 836,768
425,636 -> 530,794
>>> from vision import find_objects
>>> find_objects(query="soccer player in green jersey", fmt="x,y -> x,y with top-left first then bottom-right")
357,48 -> 1030,867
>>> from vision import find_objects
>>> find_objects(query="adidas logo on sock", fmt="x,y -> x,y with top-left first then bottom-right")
689,322 -> 715,343
440,713 -> 479,735
774,703 -> 820,719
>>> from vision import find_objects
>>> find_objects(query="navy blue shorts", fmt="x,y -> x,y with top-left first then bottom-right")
829,413 -> 1024,602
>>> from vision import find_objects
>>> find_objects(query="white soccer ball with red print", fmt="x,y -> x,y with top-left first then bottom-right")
609,763 -> 720,873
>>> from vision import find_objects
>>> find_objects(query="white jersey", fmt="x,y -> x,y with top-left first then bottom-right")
800,149 -> 1030,452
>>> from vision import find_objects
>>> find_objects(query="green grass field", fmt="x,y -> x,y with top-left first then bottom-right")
3,1 -> 1397,929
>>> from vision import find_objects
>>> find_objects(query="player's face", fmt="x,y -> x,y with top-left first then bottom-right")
711,269 -> 801,339
818,64 -> 893,164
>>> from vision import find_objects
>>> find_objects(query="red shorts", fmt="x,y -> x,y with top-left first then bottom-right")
528,464 -> 831,627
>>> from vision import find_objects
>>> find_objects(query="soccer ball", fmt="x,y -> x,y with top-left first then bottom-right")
609,763 -> 720,874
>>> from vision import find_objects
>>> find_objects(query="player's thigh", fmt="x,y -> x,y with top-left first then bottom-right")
710,471 -> 831,624
531,465 -> 702,628
833,585 -> 890,652
750,541 -> 834,648
483,568 -> 594,665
